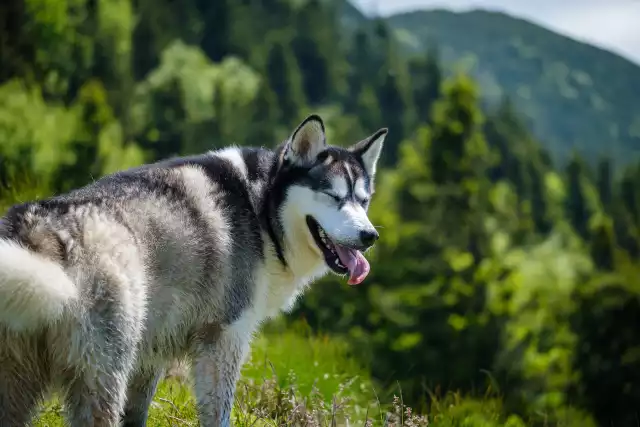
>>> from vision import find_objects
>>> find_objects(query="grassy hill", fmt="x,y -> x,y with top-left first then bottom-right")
339,3 -> 640,167
33,324 -> 523,426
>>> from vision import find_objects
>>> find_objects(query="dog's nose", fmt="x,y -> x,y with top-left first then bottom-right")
359,229 -> 379,248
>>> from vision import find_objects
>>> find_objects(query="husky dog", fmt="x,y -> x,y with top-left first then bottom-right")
0,114 -> 386,426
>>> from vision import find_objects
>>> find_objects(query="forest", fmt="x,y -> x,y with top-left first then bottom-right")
1,0 -> 639,425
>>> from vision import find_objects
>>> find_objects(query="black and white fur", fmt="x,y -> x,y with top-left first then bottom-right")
0,114 -> 386,426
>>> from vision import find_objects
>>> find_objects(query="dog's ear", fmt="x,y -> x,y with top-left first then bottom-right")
283,114 -> 327,167
350,128 -> 387,179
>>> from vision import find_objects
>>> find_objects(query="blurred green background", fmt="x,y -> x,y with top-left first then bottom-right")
2,0 -> 640,426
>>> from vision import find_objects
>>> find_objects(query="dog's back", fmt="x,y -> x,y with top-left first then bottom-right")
0,150 -> 274,328
0,152 -> 271,425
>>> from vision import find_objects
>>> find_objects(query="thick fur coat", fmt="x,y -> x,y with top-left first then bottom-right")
0,115 -> 386,426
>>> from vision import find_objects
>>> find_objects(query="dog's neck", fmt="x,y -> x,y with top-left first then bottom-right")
257,146 -> 288,267
254,145 -> 327,280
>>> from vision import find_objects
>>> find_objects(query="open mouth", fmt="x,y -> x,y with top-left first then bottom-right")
306,216 -> 371,285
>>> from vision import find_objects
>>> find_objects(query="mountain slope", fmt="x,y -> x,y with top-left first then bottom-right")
340,4 -> 640,167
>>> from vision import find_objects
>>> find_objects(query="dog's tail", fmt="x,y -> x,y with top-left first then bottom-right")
0,239 -> 78,331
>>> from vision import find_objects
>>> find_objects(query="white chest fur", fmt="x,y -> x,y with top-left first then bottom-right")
248,234 -> 328,322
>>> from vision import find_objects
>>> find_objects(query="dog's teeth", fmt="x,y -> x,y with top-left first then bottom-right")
334,259 -> 340,266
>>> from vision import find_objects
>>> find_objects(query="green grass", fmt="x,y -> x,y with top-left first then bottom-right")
31,321 -> 529,427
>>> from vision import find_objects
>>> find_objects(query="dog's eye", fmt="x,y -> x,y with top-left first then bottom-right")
325,193 -> 342,203
360,198 -> 370,206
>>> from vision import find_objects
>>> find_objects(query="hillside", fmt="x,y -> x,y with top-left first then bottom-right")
340,4 -> 640,167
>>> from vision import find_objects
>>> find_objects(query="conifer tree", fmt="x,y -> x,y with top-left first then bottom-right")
596,156 -> 613,211
408,45 -> 442,125
565,154 -> 591,239
265,36 -> 307,126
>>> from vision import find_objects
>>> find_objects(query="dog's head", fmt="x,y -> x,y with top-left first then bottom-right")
274,115 -> 387,285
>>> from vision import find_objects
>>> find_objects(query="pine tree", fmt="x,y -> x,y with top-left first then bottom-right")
343,29 -> 382,135
429,75 -> 490,185
529,163 -> 551,235
596,156 -> 613,212
291,0 -> 340,105
246,79 -> 279,145
372,20 -> 412,164
197,0 -> 232,62
344,28 -> 373,113
565,154 -> 590,239
131,10 -> 159,80
408,44 -> 442,125
356,84 -> 382,136
265,36 -> 306,126
590,217 -> 615,270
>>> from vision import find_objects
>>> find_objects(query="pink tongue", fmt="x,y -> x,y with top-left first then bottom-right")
334,245 -> 370,285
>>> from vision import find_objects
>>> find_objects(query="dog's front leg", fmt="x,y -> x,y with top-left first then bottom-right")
192,323 -> 251,427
